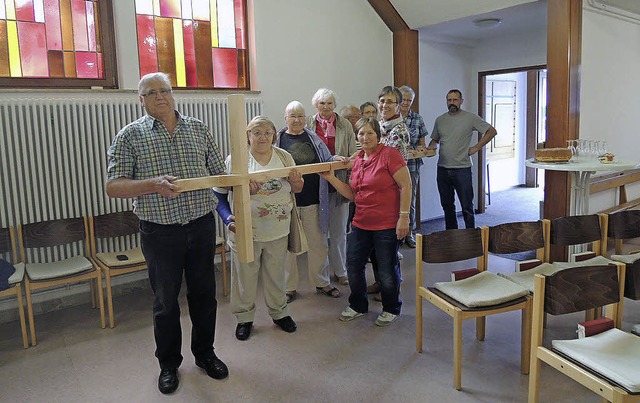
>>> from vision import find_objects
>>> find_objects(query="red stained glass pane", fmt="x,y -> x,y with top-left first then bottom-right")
45,0 -> 63,50
136,14 -> 158,77
234,0 -> 245,49
237,48 -> 247,88
155,17 -> 176,86
160,0 -> 180,18
0,21 -> 9,77
183,21 -> 197,87
60,0 -> 74,51
212,48 -> 237,88
48,50 -> 65,77
63,50 -> 76,77
193,20 -> 213,87
76,51 -> 98,78
16,1 -> 36,22
17,22 -> 49,77
86,1 -> 96,51
71,0 -> 89,51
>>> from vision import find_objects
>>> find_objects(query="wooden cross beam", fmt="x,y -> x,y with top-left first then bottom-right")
175,94 -> 433,263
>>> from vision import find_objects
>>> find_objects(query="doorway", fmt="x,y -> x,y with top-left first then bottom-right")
477,65 -> 547,214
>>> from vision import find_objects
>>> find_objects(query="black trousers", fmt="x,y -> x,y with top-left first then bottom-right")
140,212 -> 218,369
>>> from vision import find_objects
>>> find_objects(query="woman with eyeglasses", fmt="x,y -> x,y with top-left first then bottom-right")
276,101 -> 348,303
320,118 -> 410,327
306,88 -> 358,289
214,116 -> 303,341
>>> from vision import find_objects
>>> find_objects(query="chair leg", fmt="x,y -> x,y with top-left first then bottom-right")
89,278 -> 97,309
476,317 -> 486,341
105,269 -> 115,329
527,352 -> 541,403
24,279 -> 37,346
15,284 -> 29,349
96,272 -> 106,329
222,247 -> 228,297
416,295 -> 423,352
454,313 -> 463,390
521,300 -> 532,374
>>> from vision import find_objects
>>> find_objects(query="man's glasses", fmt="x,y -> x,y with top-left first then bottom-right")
378,99 -> 397,105
142,88 -> 172,98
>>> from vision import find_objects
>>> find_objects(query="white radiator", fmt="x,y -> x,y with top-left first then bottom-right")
0,92 -> 262,260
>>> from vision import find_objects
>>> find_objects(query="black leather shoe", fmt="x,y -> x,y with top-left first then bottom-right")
273,316 -> 297,333
235,322 -> 253,341
405,234 -> 416,248
196,354 -> 229,380
158,368 -> 179,394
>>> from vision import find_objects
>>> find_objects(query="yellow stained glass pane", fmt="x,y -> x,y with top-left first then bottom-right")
0,21 -> 9,76
60,0 -> 74,51
7,21 -> 22,77
173,18 -> 186,87
210,0 -> 218,47
6,0 -> 16,20
63,50 -> 76,77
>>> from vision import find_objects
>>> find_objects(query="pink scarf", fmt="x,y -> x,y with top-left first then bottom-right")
316,113 -> 336,138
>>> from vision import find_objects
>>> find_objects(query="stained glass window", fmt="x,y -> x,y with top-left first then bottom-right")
0,0 -> 116,87
135,0 -> 249,89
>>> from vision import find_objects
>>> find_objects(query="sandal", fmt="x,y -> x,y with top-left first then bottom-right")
286,291 -> 297,303
316,286 -> 340,298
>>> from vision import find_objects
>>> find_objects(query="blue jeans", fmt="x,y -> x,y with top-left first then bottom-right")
140,212 -> 218,370
346,226 -> 402,315
436,166 -> 475,229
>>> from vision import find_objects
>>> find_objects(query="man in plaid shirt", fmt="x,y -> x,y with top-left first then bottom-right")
107,72 -> 228,394
399,85 -> 429,248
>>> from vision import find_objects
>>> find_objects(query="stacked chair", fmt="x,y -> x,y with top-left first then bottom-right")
18,217 -> 105,345
0,226 -> 29,348
527,262 -> 640,402
415,228 -> 531,390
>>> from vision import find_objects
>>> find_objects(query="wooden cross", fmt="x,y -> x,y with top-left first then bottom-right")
176,94 -> 432,263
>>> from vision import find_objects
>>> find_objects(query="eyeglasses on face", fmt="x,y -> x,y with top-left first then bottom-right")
142,88 -> 172,98
287,115 -> 306,120
378,99 -> 397,105
250,131 -> 274,138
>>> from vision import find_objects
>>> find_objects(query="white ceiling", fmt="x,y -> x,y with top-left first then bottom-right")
390,0 -> 547,44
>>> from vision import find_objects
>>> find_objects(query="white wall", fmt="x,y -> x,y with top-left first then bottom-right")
112,0 -> 393,124
581,5 -> 640,212
418,27 -> 546,221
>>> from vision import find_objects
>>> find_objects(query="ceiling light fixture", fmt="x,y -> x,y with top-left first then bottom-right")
473,18 -> 502,29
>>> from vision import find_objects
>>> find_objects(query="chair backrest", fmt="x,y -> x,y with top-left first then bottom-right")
608,210 -> 640,240
19,217 -> 88,263
542,264 -> 620,315
421,228 -> 484,265
550,214 -> 602,248
92,211 -> 139,239
0,226 -> 17,262
487,220 -> 549,261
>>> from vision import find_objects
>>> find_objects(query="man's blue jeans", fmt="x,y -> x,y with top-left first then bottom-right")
436,166 -> 475,229
346,226 -> 402,315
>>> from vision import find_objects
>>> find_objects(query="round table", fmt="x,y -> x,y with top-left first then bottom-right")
525,158 -> 639,216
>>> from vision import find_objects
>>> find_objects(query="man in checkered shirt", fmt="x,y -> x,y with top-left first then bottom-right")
107,72 -> 228,394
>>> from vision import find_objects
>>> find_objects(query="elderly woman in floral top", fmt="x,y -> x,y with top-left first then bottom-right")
214,116 -> 303,341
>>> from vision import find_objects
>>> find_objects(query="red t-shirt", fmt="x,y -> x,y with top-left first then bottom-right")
350,145 -> 407,231
315,121 -> 336,154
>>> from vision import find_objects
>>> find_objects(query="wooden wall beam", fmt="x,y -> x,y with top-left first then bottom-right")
545,0 -> 582,261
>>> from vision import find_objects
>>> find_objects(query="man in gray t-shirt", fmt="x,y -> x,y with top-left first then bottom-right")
427,89 -> 497,229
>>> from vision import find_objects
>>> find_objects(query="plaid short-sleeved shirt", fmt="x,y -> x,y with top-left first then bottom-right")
404,110 -> 429,172
107,112 -> 225,225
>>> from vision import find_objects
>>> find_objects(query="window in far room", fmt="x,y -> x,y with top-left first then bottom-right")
135,0 -> 249,89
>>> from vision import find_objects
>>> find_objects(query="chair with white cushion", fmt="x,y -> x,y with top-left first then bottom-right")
19,217 -> 105,345
527,263 -> 640,403
416,228 -> 531,390
0,226 -> 29,348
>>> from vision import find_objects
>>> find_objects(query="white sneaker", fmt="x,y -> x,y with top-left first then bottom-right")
375,311 -> 399,327
339,307 -> 365,322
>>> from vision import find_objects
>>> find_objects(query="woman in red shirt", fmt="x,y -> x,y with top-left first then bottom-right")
321,118 -> 411,327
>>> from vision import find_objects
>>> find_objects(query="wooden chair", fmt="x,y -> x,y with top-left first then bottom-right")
89,211 -> 146,329
550,213 -> 608,262
416,228 -> 531,390
527,263 -> 640,403
0,226 -> 29,348
607,210 -> 640,302
18,217 -> 105,346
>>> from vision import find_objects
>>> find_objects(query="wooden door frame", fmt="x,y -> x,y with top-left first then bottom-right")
477,64 -> 546,213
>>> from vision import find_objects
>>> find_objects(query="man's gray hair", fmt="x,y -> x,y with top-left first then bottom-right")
399,85 -> 415,99
138,72 -> 172,95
